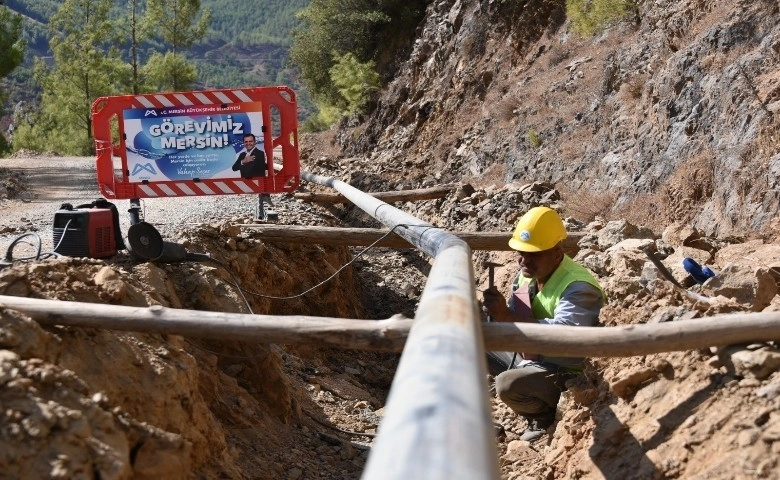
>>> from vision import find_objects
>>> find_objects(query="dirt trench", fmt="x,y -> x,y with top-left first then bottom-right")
2,155 -> 780,479
0,155 -> 409,478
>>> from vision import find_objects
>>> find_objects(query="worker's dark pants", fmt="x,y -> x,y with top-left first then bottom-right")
494,361 -> 578,418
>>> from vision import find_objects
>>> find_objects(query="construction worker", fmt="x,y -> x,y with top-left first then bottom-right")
482,206 -> 605,442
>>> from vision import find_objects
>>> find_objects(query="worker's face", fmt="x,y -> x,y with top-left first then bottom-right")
516,247 -> 562,281
243,137 -> 255,149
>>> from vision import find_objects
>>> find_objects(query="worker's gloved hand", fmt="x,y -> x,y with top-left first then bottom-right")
481,286 -> 511,321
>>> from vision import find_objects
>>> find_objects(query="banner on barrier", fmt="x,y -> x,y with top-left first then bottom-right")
92,87 -> 300,200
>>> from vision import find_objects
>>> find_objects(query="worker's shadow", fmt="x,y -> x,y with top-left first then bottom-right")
583,368 -> 720,479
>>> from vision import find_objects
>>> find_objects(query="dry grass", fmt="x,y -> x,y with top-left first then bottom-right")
495,95 -> 524,123
645,150 -> 716,228
557,184 -> 619,223
668,150 -> 716,203
608,150 -> 721,232
745,120 -> 780,161
699,42 -> 753,74
547,47 -> 571,69
725,121 -> 780,233
611,190 -> 669,233
756,216 -> 780,244
300,129 -> 342,160
686,2 -> 737,41
612,120 -> 779,235
557,149 -> 721,232
618,73 -> 648,101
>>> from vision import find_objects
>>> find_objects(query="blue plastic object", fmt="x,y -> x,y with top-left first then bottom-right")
682,257 -> 716,284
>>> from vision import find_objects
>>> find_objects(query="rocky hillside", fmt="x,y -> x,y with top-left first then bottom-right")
324,0 -> 780,238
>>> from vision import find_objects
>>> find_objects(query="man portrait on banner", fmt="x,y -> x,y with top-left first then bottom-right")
232,132 -> 267,178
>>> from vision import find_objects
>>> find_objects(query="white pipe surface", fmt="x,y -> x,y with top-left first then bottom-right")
301,172 -> 500,480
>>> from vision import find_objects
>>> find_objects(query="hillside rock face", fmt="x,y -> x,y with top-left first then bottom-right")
294,2 -> 780,477
329,0 -> 780,238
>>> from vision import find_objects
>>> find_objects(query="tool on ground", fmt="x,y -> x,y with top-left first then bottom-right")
683,257 -> 716,284
641,246 -> 715,304
483,261 -> 502,323
126,222 -> 210,263
53,199 -> 125,259
50,195 -> 211,263
641,246 -> 684,288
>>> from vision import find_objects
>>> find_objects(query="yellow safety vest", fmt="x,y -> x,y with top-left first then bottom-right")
513,255 -> 604,320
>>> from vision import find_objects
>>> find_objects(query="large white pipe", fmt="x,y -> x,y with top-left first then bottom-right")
301,172 -> 500,480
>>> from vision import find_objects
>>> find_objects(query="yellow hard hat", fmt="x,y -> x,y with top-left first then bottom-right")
508,206 -> 567,252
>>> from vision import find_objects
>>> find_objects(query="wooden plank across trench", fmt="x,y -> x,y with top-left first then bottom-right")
293,183 -> 457,204
239,224 -> 585,253
2,295 -> 780,356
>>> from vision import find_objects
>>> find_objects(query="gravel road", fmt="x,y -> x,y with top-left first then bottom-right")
0,156 -> 321,258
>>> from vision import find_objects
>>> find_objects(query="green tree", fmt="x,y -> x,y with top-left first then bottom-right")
290,0 -> 390,108
289,0 -> 426,129
142,51 -> 198,92
0,6 -> 24,80
329,52 -> 380,116
13,0 -> 130,155
0,5 -> 25,155
142,0 -> 210,91
145,0 -> 210,54
121,0 -> 147,94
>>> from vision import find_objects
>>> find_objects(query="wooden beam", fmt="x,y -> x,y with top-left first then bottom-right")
3,295 -> 779,356
240,224 -> 584,253
294,184 -> 457,204
1,296 -> 409,351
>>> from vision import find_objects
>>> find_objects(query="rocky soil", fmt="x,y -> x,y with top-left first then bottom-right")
1,153 -> 780,479
0,155 -> 408,479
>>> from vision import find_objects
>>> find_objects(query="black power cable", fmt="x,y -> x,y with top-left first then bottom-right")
1,229 -> 67,270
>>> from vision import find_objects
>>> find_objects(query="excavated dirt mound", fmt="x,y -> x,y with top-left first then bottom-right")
0,235 -> 400,479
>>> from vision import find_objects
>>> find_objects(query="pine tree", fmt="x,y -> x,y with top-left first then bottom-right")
289,0 -> 426,129
142,51 -> 198,92
122,0 -> 147,95
329,52 -> 380,116
0,5 -> 24,80
0,5 -> 25,154
144,0 -> 210,54
13,0 -> 130,155
142,0 -> 210,91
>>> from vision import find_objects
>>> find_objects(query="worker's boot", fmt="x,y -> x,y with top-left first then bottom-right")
519,411 -> 556,442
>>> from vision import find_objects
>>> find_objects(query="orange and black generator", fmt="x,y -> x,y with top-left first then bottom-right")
53,200 -> 124,259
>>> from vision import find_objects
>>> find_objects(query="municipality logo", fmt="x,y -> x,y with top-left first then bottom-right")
144,109 -> 158,117
132,163 -> 157,175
